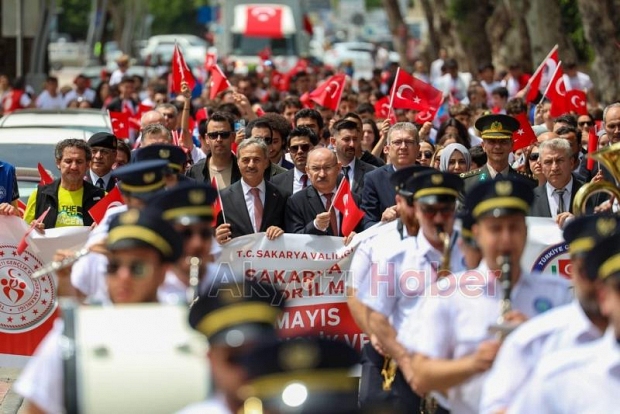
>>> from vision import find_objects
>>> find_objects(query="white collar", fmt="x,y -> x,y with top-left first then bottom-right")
545,176 -> 573,198
240,179 -> 266,195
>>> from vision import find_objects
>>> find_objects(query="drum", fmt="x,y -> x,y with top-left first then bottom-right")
62,302 -> 209,414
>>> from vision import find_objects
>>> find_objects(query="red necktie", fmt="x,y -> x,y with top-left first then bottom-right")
250,188 -> 263,232
324,192 -> 338,236
301,174 -> 308,189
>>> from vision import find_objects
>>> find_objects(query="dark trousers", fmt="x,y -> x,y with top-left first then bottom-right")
358,343 -> 450,414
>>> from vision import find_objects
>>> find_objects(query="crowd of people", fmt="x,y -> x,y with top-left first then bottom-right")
0,47 -> 619,414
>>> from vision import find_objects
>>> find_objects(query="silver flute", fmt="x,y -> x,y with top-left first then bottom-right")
186,256 -> 202,305
30,247 -> 91,279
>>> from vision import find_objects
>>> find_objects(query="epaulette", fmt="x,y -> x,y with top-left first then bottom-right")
459,168 -> 484,179
515,170 -> 537,182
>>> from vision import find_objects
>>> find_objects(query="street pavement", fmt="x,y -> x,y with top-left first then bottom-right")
0,368 -> 24,414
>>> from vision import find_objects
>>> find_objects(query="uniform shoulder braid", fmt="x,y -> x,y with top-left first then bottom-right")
459,168 -> 484,179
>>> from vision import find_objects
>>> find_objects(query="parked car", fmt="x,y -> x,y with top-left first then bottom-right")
323,42 -> 376,81
16,167 -> 55,203
141,34 -> 207,65
0,109 -> 112,134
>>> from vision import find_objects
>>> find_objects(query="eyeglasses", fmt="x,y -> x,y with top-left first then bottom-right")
419,204 -> 455,217
92,147 -> 115,156
253,136 -> 273,145
390,140 -> 417,147
290,144 -> 311,153
106,259 -> 153,278
308,164 -> 338,173
578,121 -> 593,127
179,227 -> 213,240
161,113 -> 176,119
528,153 -> 540,161
418,150 -> 433,159
207,131 -> 232,140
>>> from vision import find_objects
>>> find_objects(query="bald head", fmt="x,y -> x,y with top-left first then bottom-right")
537,131 -> 559,144
141,110 -> 164,128
306,148 -> 340,193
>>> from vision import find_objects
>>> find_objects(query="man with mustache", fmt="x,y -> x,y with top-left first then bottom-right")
85,132 -> 117,191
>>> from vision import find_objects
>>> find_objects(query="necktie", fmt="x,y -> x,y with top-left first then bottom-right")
342,166 -> 351,181
324,192 -> 338,236
301,174 -> 308,189
554,189 -> 566,214
495,172 -> 503,180
250,188 -> 263,232
96,178 -> 105,189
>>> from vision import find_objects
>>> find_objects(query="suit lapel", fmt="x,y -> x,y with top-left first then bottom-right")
261,182 -> 281,231
352,162 -> 364,194
569,177 -> 583,213
536,186 -> 552,217
230,183 -> 254,234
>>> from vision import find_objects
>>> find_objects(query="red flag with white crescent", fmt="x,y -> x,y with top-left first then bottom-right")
525,45 -> 559,104
307,74 -> 346,112
109,111 -> 130,139
88,187 -> 125,224
332,179 -> 364,237
543,62 -> 569,117
390,68 -> 443,112
245,5 -> 284,38
374,96 -> 391,119
566,90 -> 588,116
172,43 -> 196,93
511,112 -> 537,152
209,65 -> 232,100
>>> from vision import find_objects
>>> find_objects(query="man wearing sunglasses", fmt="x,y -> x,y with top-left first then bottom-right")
187,112 -> 242,189
272,127 -> 318,198
244,118 -> 287,180
16,208 -> 184,414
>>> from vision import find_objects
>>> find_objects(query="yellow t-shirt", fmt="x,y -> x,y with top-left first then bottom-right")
24,187 -> 85,227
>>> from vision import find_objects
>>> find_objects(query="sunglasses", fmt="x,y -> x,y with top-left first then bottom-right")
179,227 -> 213,240
578,121 -> 593,127
106,259 -> 153,278
418,150 -> 433,159
207,131 -> 232,140
419,204 -> 455,217
529,153 -> 540,161
290,144 -> 311,153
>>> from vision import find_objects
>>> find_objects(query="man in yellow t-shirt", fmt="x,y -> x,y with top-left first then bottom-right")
24,138 -> 106,228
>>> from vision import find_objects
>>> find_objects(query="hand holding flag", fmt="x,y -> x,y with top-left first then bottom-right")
332,179 -> 364,237
211,177 -> 225,227
171,43 -> 196,93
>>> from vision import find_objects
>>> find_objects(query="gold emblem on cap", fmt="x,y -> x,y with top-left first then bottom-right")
279,342 -> 320,371
189,189 -> 206,205
495,180 -> 512,196
143,172 -> 156,184
119,208 -> 140,224
489,121 -> 503,132
431,174 -> 443,185
596,218 -> 617,237
159,148 -> 170,159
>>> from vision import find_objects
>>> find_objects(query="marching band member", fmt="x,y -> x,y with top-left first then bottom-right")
399,178 -> 572,414
15,208 -> 183,414
480,215 -> 616,413
507,231 -> 620,413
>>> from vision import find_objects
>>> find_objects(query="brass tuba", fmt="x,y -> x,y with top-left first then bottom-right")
436,225 -> 452,275
572,142 -> 620,214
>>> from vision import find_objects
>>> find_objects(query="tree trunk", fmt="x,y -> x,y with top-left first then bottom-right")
576,0 -> 620,105
418,0 -> 468,70
486,0 -> 531,72
452,0 -> 494,73
381,0 -> 409,69
525,0 -> 577,66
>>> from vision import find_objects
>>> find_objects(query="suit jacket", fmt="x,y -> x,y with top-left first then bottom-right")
84,171 -> 116,192
216,180 -> 286,239
285,185 -> 363,236
106,97 -> 140,113
186,153 -> 242,186
360,164 -> 395,229
267,162 -> 287,181
460,164 -> 537,195
271,168 -> 296,198
344,158 -> 376,198
530,176 -> 584,217
279,157 -> 295,170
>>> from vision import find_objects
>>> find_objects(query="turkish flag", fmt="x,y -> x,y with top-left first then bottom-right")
204,50 -> 217,71
390,68 -> 443,112
88,187 -> 125,224
307,74 -> 346,111
171,44 -> 196,94
374,96 -> 391,119
258,46 -> 272,62
195,107 -> 208,124
525,45 -> 559,104
332,179 -> 364,237
566,90 -> 588,116
37,162 -> 53,185
109,111 -> 130,139
544,62 -> 569,118
415,108 -> 439,124
587,127 -> 598,171
511,112 -> 537,152
299,92 -> 313,109
16,199 -> 26,218
211,177 -> 224,227
138,103 -> 154,116
245,5 -> 284,38
209,64 -> 231,100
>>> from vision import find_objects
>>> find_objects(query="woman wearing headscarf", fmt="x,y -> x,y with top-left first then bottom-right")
440,143 -> 471,174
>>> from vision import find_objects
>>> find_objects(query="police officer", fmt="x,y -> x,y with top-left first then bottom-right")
481,214 -> 617,413
358,169 -> 464,413
507,230 -> 620,413
400,178 -> 572,414
134,143 -> 193,185
15,209 -> 184,413
178,280 -> 285,414
460,114 -> 536,195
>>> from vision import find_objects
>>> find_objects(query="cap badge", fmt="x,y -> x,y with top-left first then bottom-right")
119,209 -> 140,224
596,218 -> 617,237
495,180 -> 512,196
143,172 -> 156,184
159,148 -> 170,159
431,174 -> 443,185
189,189 -> 206,205
489,121 -> 503,132
279,342 -> 320,371
219,288 -> 240,304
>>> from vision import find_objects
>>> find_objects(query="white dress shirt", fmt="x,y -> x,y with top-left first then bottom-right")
545,176 -> 573,218
292,168 -> 307,195
341,157 -> 356,183
89,169 -> 113,190
240,179 -> 266,233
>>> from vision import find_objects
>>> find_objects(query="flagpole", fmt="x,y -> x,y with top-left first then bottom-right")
328,179 -> 345,214
386,67 -> 401,123
525,44 -> 558,90
214,179 -> 226,224
540,60 -> 562,102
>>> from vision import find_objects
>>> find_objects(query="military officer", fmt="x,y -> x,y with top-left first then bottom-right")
506,231 -> 620,414
15,209 -> 184,414
481,214 -> 616,413
400,178 -> 572,414
460,114 -> 536,195
358,169 -> 465,413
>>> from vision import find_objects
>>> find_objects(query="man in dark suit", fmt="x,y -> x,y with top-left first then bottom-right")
285,148 -> 362,244
85,132 -> 117,192
331,119 -> 376,198
271,127 -> 318,198
187,112 -> 242,188
214,138 -> 286,244
530,138 -> 584,227
361,122 -> 419,229
460,114 -> 537,195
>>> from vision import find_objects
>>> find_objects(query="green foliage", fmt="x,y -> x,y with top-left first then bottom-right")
57,0 -> 91,40
147,0 -> 208,35
447,0 -> 471,22
559,0 -> 592,62
366,0 -> 383,8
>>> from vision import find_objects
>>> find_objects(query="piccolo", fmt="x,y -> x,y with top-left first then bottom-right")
30,247 -> 91,279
